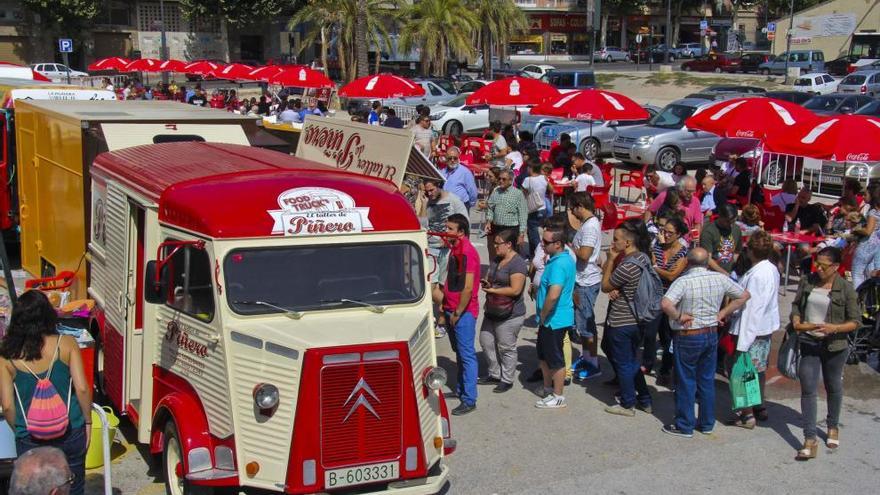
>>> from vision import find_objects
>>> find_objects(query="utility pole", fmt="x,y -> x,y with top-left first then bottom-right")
783,0 -> 795,84
160,0 -> 168,85
665,0 -> 672,63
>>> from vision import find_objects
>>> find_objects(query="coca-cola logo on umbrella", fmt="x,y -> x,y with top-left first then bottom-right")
267,187 -> 373,236
845,152 -> 870,161
734,129 -> 755,138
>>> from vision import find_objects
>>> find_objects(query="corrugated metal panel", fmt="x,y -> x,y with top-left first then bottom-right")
408,319 -> 442,466
406,147 -> 443,181
89,180 -> 129,332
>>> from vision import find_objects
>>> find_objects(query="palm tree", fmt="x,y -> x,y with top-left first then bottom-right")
289,0 -> 399,82
398,0 -> 479,77
356,0 -> 369,77
468,0 -> 528,78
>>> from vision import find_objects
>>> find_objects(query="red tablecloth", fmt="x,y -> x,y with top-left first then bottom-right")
771,232 -> 825,245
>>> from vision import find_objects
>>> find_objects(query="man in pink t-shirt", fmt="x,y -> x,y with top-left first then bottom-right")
649,175 -> 702,232
442,213 -> 481,415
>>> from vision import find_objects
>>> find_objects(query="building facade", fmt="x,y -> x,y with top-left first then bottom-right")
510,0 -> 595,58
771,0 -> 880,60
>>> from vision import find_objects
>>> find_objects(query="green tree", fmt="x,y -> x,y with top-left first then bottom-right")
21,0 -> 100,29
178,0 -> 293,25
356,0 -> 369,78
399,0 -> 478,77
467,0 -> 527,78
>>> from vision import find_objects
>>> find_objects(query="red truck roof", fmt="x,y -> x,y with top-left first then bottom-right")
92,142 -> 420,238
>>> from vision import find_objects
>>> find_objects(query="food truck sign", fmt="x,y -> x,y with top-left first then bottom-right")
296,115 -> 414,188
268,187 -> 374,236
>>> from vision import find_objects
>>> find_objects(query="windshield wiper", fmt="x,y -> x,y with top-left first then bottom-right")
320,298 -> 387,314
233,300 -> 304,319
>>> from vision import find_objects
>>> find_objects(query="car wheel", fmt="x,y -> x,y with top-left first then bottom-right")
504,63 -> 511,69
763,161 -> 783,186
164,421 -> 213,495
445,120 -> 463,137
761,68 -> 770,75
714,67 -> 722,73
656,147 -> 679,172
682,65 -> 691,72
581,138 -> 600,161
605,56 -> 613,63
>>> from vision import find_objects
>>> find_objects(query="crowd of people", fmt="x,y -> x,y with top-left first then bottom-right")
411,136 -> 877,460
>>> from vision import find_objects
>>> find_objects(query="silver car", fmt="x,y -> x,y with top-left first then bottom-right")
613,98 -> 722,171
594,46 -> 630,63
838,70 -> 880,96
534,105 -> 660,160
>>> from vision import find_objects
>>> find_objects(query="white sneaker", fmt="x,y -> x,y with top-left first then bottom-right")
434,322 -> 447,339
535,394 -> 567,409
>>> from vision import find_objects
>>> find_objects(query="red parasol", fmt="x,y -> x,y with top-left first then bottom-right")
268,66 -> 334,88
684,97 -> 818,139
211,63 -> 254,80
87,57 -> 131,71
338,74 -> 425,99
124,58 -> 163,72
157,59 -> 187,72
764,114 -> 880,161
465,77 -> 558,106
531,89 -> 648,121
244,65 -> 285,81
183,60 -> 224,75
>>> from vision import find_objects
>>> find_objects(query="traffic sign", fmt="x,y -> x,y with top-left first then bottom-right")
700,20 -> 708,31
58,39 -> 73,53
767,22 -> 776,33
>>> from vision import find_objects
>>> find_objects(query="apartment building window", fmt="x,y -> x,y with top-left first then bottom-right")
139,2 -> 182,32
95,1 -> 133,26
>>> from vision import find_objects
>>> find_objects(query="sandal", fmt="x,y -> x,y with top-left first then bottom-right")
795,438 -> 818,460
753,406 -> 769,422
727,413 -> 756,429
827,427 -> 839,449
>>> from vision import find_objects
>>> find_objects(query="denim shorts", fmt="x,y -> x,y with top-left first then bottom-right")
574,283 -> 600,338
537,325 -> 568,369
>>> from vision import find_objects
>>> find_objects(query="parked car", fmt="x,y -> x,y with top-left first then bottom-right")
763,90 -> 814,104
681,53 -> 741,73
825,54 -> 862,76
520,64 -> 556,79
679,43 -> 705,58
456,79 -> 489,94
736,52 -> 773,73
612,98 -> 722,170
594,46 -> 630,62
855,99 -> 880,116
791,72 -> 840,95
540,70 -> 597,92
803,93 -> 873,115
759,50 -> 825,75
519,113 -> 564,137
383,79 -> 457,106
534,105 -> 660,160
468,55 -> 511,71
629,47 -> 675,63
711,137 -> 803,186
702,85 -> 767,94
838,70 -> 880,96
854,59 -> 880,71
428,93 -> 489,136
31,62 -> 87,79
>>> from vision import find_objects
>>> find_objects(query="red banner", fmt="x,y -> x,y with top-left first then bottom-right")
530,14 -> 589,33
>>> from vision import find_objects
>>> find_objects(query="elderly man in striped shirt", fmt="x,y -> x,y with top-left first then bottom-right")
484,169 -> 528,258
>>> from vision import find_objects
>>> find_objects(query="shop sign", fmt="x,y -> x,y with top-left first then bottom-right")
296,115 -> 414,187
532,14 -> 589,33
791,37 -> 812,45
268,187 -> 374,236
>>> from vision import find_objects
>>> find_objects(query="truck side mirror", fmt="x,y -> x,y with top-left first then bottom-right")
446,253 -> 467,292
144,260 -> 168,304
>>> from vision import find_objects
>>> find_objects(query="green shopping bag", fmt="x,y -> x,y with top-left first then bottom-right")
729,352 -> 762,411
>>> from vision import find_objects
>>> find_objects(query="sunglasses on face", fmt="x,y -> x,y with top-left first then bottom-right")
542,239 -> 560,246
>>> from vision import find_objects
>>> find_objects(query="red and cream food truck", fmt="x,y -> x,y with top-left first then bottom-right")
87,141 -> 453,494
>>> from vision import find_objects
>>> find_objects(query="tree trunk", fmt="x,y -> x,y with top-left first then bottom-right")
600,14 -> 608,49
355,0 -> 369,78
374,35 -> 381,74
620,15 -> 627,49
320,27 -> 329,77
337,30 -> 349,83
482,25 -> 492,79
672,0 -> 684,47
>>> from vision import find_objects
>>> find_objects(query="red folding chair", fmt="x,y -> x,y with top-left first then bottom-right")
763,187 -> 783,208
759,204 -> 786,232
616,170 -> 645,204
589,184 -> 612,211
599,202 -> 624,231
539,149 -> 551,162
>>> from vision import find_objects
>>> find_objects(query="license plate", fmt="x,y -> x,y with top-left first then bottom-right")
821,175 -> 843,185
325,461 -> 399,489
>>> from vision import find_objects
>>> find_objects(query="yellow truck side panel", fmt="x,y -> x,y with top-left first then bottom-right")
15,103 -> 87,296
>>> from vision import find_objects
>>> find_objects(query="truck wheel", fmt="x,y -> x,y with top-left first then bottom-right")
656,147 -> 679,172
164,421 -> 213,495
581,138 -> 600,161
93,339 -> 107,400
445,120 -> 463,137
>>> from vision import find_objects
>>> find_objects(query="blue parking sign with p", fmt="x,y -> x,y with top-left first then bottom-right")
58,39 -> 73,53
767,22 -> 776,33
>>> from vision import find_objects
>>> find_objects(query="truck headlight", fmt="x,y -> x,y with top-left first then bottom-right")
636,135 -> 654,145
253,383 -> 279,411
423,367 -> 447,390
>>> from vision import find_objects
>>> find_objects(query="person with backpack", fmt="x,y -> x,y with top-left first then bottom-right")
0,291 -> 92,495
601,219 -> 660,417
660,248 -> 750,438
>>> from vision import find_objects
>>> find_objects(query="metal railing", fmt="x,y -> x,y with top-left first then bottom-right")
383,103 -> 419,126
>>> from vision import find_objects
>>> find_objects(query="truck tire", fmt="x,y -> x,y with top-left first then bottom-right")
656,147 -> 679,172
164,421 -> 213,495
580,138 -> 600,161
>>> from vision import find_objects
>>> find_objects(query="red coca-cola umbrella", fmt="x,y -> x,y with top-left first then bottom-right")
338,74 -> 425,99
158,59 -> 187,72
183,60 -> 224,76
211,62 -> 254,80
465,77 -> 558,106
764,114 -> 880,161
268,66 -> 334,88
531,89 -> 648,121
244,65 -> 284,81
87,57 -> 130,71
0,62 -> 52,81
684,97 -> 818,139
124,58 -> 163,72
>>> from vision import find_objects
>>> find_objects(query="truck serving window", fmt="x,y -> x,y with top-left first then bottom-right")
164,241 -> 215,322
224,242 -> 424,315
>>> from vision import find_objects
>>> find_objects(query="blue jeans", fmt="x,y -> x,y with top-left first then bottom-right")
852,239 -> 880,289
447,311 -> 478,406
607,324 -> 652,409
17,426 -> 87,495
574,283 -> 600,338
673,332 -> 719,434
527,210 -> 546,259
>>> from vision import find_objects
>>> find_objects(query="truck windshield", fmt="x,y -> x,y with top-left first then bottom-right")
224,242 -> 424,315
649,104 -> 695,129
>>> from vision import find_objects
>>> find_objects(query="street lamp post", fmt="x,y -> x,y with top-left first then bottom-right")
782,0 -> 795,84
160,0 -> 168,85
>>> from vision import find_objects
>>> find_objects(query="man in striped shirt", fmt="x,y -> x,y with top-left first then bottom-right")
484,169 -> 527,258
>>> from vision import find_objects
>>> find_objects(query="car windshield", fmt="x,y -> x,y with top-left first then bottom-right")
649,104 -> 696,129
432,80 -> 456,94
794,78 -> 812,86
842,74 -> 866,84
225,242 -> 424,315
856,100 -> 880,115
441,94 -> 469,107
804,96 -> 845,110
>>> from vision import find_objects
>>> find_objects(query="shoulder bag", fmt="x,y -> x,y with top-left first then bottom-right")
484,262 -> 516,321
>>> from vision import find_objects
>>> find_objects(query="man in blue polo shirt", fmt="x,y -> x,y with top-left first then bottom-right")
441,147 -> 479,210
535,226 -> 576,409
